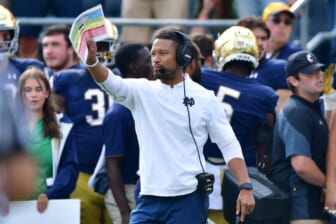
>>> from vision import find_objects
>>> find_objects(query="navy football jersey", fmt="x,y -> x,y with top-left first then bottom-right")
0,57 -> 44,97
46,64 -> 84,79
250,58 -> 288,90
201,69 -> 278,166
52,68 -> 112,173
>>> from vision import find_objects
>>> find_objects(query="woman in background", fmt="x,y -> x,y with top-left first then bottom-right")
15,66 -> 78,213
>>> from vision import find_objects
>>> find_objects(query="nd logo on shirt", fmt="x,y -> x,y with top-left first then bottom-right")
249,72 -> 258,79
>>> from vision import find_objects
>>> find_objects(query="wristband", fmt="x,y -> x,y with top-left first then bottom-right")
239,182 -> 253,190
86,58 -> 99,68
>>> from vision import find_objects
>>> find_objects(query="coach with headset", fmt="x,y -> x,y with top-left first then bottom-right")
82,30 -> 254,223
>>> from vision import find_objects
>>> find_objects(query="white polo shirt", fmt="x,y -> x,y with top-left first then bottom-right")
99,70 -> 243,196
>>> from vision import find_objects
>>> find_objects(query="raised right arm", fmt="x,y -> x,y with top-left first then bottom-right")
85,40 -> 130,104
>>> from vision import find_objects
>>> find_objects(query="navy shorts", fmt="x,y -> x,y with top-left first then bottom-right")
130,190 -> 209,224
290,180 -> 328,220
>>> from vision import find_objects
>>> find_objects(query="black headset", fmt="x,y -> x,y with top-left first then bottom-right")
174,31 -> 193,69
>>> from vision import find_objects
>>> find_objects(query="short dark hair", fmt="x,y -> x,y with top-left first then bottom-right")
224,60 -> 255,74
190,43 -> 200,60
153,30 -> 187,49
152,30 -> 199,61
43,24 -> 72,47
287,73 -> 300,93
115,43 -> 146,76
236,16 -> 270,39
189,33 -> 214,58
151,26 -> 185,44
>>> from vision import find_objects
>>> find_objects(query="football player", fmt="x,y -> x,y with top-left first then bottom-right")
0,5 -> 44,97
200,26 -> 278,223
48,19 -> 119,224
42,24 -> 81,78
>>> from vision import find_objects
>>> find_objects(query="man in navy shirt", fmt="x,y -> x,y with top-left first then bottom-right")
270,51 -> 328,222
262,2 -> 302,60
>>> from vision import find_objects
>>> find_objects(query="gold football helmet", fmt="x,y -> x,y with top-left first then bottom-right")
213,26 -> 259,71
0,5 -> 19,60
96,18 -> 119,67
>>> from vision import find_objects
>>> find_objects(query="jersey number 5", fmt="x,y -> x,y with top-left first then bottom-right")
216,86 -> 240,121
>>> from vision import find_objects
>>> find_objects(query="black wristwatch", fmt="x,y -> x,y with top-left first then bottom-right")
239,182 -> 253,190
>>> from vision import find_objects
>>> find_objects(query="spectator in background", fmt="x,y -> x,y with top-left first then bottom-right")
235,0 -> 287,18
190,33 -> 214,69
9,0 -> 83,59
262,2 -> 302,60
104,43 -> 153,224
190,0 -> 236,36
0,4 -> 44,98
121,0 -> 190,46
82,0 -> 122,18
189,0 -> 216,35
269,51 -> 328,223
15,67 -> 78,213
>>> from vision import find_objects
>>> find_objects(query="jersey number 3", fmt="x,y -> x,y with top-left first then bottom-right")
84,89 -> 112,126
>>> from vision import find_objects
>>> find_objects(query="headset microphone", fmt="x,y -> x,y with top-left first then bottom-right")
159,65 -> 181,74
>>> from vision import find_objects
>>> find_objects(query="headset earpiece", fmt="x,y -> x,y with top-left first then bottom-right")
174,31 -> 192,69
